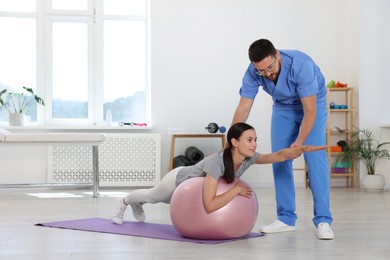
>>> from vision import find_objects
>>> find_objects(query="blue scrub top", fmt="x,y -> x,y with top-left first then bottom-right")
239,50 -> 327,110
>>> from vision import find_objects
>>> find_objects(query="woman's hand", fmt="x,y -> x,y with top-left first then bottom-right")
292,145 -> 328,153
283,145 -> 328,160
203,176 -> 253,213
283,145 -> 328,159
236,181 -> 253,198
256,145 -> 328,164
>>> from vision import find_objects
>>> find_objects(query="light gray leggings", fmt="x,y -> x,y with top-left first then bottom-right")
123,167 -> 183,205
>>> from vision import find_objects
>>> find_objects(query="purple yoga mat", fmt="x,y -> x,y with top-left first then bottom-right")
35,218 -> 264,244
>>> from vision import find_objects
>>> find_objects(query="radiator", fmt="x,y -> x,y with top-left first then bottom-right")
47,133 -> 161,186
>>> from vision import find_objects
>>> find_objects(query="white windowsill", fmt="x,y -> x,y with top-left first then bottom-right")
0,124 -> 152,131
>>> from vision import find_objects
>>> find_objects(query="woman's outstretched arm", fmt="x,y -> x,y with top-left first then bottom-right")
256,145 -> 328,164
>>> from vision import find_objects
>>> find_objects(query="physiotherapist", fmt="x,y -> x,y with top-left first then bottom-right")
230,39 -> 334,240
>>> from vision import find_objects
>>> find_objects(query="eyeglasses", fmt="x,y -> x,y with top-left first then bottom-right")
255,57 -> 277,76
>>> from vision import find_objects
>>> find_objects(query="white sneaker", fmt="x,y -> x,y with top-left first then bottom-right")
129,202 -> 145,222
317,222 -> 334,240
259,219 -> 296,233
112,198 -> 127,225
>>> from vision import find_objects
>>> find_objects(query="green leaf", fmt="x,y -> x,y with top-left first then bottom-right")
0,86 -> 45,113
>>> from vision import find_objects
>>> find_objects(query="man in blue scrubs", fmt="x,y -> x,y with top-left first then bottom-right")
231,39 -> 334,240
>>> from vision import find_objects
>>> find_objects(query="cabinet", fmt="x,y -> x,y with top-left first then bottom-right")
326,87 -> 357,187
305,87 -> 357,188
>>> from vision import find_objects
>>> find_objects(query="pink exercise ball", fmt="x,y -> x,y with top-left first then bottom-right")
170,177 -> 258,240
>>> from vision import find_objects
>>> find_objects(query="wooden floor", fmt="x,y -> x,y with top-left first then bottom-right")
0,186 -> 389,260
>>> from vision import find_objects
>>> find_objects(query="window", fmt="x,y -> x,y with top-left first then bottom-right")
0,0 -> 150,126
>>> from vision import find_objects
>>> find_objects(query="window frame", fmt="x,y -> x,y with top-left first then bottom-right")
1,0 -> 151,127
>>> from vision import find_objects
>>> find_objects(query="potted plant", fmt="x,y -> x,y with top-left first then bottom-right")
338,128 -> 390,191
0,86 -> 45,126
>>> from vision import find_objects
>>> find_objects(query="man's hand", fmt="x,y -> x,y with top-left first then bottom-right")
300,145 -> 328,152
284,145 -> 328,159
256,145 -> 328,164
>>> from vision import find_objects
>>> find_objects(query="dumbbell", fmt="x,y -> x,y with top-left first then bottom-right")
205,123 -> 226,133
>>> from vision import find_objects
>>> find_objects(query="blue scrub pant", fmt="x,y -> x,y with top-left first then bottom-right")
271,107 -> 333,227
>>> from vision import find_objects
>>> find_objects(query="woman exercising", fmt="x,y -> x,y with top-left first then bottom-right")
112,122 -> 326,224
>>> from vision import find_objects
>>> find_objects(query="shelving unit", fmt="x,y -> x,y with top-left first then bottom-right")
305,87 -> 357,188
326,87 -> 357,188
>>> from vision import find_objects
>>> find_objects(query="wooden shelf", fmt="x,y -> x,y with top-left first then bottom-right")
329,109 -> 354,112
330,173 -> 354,177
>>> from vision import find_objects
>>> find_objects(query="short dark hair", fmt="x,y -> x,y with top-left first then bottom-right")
248,39 -> 277,63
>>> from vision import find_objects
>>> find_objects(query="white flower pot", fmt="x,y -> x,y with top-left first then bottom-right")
9,113 -> 24,126
362,174 -> 385,191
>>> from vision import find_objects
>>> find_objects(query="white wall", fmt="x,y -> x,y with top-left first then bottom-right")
151,0 -> 359,187
359,0 -> 390,187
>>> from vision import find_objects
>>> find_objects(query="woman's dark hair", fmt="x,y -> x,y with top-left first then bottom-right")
222,122 -> 255,183
248,39 -> 277,63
